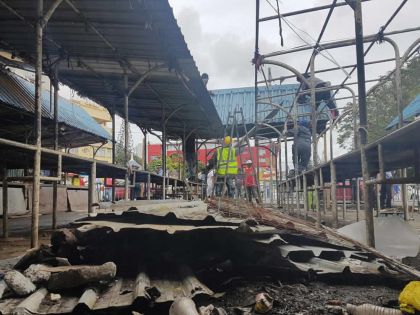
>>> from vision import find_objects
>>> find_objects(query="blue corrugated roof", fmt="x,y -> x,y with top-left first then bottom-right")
210,84 -> 331,125
386,94 -> 420,129
0,70 -> 110,140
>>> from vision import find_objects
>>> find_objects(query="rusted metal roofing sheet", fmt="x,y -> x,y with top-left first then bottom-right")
0,0 -> 222,139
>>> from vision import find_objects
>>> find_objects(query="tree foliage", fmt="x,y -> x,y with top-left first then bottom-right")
337,55 -> 420,148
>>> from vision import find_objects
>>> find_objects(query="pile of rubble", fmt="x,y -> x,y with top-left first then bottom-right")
0,200 -> 418,314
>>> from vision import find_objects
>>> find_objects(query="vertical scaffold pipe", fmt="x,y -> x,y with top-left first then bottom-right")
353,0 -> 375,247
31,0 -> 43,248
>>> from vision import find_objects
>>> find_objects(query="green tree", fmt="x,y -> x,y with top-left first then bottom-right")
337,55 -> 420,148
147,153 -> 185,176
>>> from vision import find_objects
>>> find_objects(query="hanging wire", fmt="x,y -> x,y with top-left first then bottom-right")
329,0 -> 409,101
275,0 -> 284,46
265,0 -> 349,77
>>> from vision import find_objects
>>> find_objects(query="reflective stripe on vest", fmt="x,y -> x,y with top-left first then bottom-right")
217,147 -> 238,175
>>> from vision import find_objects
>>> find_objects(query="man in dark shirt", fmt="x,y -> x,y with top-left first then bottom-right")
292,120 -> 312,174
297,74 -> 338,120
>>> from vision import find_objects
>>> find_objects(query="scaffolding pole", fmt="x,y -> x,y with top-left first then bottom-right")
351,0 -> 375,247
31,0 -> 43,248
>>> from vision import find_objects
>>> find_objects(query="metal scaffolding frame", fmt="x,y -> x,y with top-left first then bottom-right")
254,0 -> 420,247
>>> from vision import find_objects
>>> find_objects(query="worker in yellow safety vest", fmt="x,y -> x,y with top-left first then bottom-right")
207,136 -> 238,197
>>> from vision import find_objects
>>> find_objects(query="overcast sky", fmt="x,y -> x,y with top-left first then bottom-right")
163,0 -> 420,160
169,0 -> 420,94
73,1 -> 420,159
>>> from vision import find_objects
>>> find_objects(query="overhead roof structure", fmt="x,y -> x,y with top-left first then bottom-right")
0,69 -> 110,148
211,84 -> 334,136
0,0 -> 223,139
387,93 -> 420,130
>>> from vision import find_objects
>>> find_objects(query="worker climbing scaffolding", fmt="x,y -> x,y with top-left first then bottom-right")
296,73 -> 339,122
292,120 -> 312,174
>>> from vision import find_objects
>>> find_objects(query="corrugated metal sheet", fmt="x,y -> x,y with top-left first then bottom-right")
0,267 -> 213,315
386,93 -> 420,129
0,0 -> 222,139
0,207 -> 406,315
210,84 -> 332,126
0,70 -> 110,140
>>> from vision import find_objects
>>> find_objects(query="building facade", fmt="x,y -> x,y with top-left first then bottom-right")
69,100 -> 113,163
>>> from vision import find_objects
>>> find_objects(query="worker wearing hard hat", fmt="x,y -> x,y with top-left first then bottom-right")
207,136 -> 238,198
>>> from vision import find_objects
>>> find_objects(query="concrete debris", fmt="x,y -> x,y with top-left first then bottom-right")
47,262 -> 117,290
254,292 -> 274,313
3,270 -> 36,296
346,303 -> 402,315
169,297 -> 200,315
199,304 -> 227,315
13,288 -> 48,315
48,292 -> 61,302
23,264 -> 51,283
0,279 -> 8,299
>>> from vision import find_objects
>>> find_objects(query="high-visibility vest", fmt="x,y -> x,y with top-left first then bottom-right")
217,147 -> 238,175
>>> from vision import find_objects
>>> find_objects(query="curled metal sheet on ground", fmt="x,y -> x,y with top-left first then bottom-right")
0,199 -> 417,314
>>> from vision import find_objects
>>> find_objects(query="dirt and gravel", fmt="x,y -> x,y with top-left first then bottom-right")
209,280 -> 401,314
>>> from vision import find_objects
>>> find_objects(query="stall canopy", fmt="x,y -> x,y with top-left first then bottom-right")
0,0 -> 222,139
0,69 -> 110,147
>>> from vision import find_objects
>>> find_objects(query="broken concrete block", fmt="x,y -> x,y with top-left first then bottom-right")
47,262 -> 117,291
24,264 -> 51,283
3,270 -> 36,296
169,297 -> 199,315
49,293 -> 61,302
0,279 -> 9,299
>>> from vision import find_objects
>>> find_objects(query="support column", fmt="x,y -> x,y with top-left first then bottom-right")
143,131 -> 147,171
2,166 -> 8,238
330,162 -> 338,228
88,161 -> 96,214
52,66 -> 59,230
310,55 -> 321,228
31,0 -> 43,248
402,168 -> 409,220
111,104 -> 116,202
185,136 -> 197,180
124,74 -> 129,201
284,135 -> 289,211
162,125 -> 167,200
356,177 -> 360,221
303,173 -> 309,215
353,0 -> 375,247
147,173 -> 151,200
343,180 -> 347,219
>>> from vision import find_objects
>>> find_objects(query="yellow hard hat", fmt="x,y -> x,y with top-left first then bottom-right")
224,136 -> 231,145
